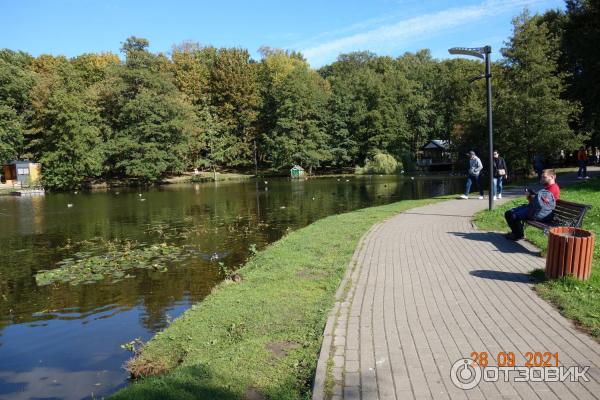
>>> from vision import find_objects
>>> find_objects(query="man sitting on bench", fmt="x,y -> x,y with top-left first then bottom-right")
504,169 -> 560,241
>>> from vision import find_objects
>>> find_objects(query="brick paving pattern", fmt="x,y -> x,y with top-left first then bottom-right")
314,172 -> 600,400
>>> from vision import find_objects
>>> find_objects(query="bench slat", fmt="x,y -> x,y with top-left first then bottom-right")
524,199 -> 591,232
554,209 -> 584,215
555,211 -> 586,218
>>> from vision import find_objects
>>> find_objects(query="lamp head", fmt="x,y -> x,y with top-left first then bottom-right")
448,47 -> 485,59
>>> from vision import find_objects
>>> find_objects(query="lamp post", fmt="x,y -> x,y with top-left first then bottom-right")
448,46 -> 494,211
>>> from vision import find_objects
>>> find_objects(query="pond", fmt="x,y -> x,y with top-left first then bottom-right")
0,175 -> 463,400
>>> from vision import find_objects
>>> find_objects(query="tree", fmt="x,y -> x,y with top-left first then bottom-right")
323,53 -> 411,165
325,74 -> 357,166
103,37 -> 197,181
559,0 -> 600,144
170,42 -> 213,106
264,65 -> 331,172
34,90 -> 105,189
109,88 -> 196,181
208,48 -> 261,167
0,106 -> 23,161
196,104 -> 228,179
121,36 -> 152,69
258,48 -> 310,166
496,11 -> 582,171
441,58 -> 491,158
397,50 -> 452,153
70,52 -> 120,85
0,50 -> 36,162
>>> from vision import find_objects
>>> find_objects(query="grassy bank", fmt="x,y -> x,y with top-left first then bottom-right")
473,178 -> 600,338
110,197 -> 447,400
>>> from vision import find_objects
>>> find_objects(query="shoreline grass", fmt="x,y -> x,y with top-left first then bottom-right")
110,196 -> 451,400
473,177 -> 600,338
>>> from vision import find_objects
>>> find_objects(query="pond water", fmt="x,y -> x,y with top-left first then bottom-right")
0,175 -> 463,400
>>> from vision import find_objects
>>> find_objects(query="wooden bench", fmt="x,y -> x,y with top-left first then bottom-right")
526,199 -> 592,234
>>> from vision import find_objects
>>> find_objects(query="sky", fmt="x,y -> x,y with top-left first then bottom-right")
1,0 -> 566,67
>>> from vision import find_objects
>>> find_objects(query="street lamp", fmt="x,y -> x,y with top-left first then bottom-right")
448,46 -> 494,211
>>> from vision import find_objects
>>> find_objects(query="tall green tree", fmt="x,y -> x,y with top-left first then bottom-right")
208,48 -> 261,167
103,37 -> 197,181
0,106 -> 24,162
496,11 -> 582,171
257,47 -> 308,166
34,90 -> 105,188
324,53 -> 411,165
442,58 -> 492,159
264,65 -> 331,172
170,42 -> 214,106
560,0 -> 600,144
27,57 -> 105,188
110,88 -> 196,180
70,52 -> 120,85
396,50 -> 443,154
0,50 -> 36,162
325,73 -> 357,166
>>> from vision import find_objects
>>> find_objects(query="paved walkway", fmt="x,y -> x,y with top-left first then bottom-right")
313,170 -> 600,400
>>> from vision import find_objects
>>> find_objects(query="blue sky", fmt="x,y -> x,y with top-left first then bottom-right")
1,0 -> 565,67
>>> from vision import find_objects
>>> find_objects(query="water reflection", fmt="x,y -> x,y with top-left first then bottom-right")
0,175 -> 463,399
0,367 -> 124,400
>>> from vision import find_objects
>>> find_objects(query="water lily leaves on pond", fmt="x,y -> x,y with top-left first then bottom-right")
35,241 -> 198,286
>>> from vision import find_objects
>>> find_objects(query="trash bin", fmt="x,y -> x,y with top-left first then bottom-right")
546,227 -> 595,280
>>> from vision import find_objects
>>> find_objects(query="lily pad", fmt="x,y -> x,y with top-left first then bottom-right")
35,240 -> 198,286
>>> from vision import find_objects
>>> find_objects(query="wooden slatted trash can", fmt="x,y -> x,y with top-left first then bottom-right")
546,227 -> 595,280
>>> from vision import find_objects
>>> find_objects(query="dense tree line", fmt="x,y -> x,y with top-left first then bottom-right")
0,2 -> 597,189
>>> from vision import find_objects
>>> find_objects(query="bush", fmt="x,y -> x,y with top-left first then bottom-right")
355,153 -> 401,175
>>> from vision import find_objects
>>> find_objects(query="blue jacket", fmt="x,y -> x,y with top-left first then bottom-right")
468,156 -> 483,176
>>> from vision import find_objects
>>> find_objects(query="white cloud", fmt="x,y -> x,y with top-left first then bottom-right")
299,0 -> 549,67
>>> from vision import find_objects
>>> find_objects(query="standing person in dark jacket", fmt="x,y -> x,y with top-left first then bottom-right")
492,150 -> 507,200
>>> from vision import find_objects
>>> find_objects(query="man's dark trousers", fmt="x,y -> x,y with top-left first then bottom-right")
504,205 -> 529,238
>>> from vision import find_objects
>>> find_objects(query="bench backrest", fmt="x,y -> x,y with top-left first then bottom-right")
553,199 -> 592,228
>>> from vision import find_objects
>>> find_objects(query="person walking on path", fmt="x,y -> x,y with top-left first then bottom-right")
559,149 -> 566,167
577,146 -> 589,179
492,150 -> 507,200
533,153 -> 544,182
459,150 -> 484,200
504,169 -> 560,241
594,146 -> 600,165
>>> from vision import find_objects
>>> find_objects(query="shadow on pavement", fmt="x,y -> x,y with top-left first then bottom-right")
469,269 -> 536,283
448,231 -> 541,256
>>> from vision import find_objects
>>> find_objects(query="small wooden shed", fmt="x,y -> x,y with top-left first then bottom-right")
2,161 -> 42,186
290,165 -> 305,179
417,140 -> 454,170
